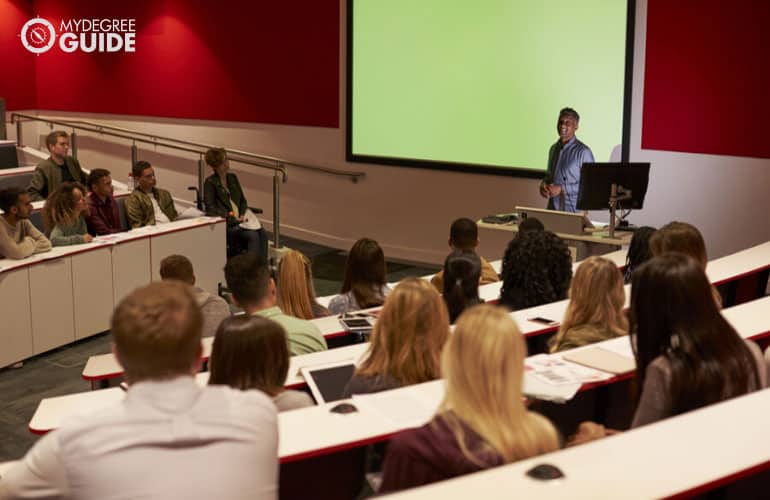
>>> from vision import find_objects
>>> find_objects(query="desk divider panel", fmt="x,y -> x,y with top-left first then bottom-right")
111,239 -> 151,307
72,247 -> 114,339
29,257 -> 75,354
149,223 -> 226,296
0,267 -> 33,367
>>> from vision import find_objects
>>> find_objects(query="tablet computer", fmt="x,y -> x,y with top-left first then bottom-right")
300,360 -> 357,404
339,316 -> 375,333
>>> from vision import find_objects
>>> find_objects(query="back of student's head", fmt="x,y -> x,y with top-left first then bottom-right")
224,253 -> 271,308
650,221 -> 707,269
499,230 -> 572,310
277,250 -> 320,320
160,254 -> 195,285
449,218 -> 478,251
624,226 -> 656,283
442,249 -> 482,323
550,256 -> 627,352
357,278 -> 449,386
208,315 -> 288,396
442,305 -> 559,464
517,216 -> 544,236
111,281 -> 203,383
341,237 -> 387,308
630,253 -> 759,415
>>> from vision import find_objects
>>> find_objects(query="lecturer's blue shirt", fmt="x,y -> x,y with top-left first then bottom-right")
545,136 -> 595,213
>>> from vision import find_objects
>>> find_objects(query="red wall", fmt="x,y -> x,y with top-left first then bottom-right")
642,0 -> 770,158
4,0 -> 339,127
0,0 -> 37,110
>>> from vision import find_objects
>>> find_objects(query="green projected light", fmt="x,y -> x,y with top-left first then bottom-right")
349,0 -> 629,175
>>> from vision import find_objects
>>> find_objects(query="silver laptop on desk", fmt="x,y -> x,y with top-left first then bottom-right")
516,206 -> 587,235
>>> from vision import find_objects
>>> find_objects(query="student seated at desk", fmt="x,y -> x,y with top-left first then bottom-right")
623,225 -> 656,283
209,315 -> 314,411
160,254 -> 230,338
342,278 -> 449,396
125,161 -> 178,228
379,305 -> 559,493
43,182 -> 94,246
442,249 -> 483,323
430,218 -> 499,292
548,256 -> 628,353
85,168 -> 125,235
225,253 -> 327,356
328,238 -> 391,315
571,253 -> 768,445
276,250 -> 330,319
498,230 -> 572,310
650,221 -> 721,307
630,253 -> 767,427
0,187 -> 51,259
0,282 -> 278,500
27,130 -> 87,202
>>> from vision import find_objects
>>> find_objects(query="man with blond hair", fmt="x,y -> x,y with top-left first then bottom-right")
0,282 -> 278,500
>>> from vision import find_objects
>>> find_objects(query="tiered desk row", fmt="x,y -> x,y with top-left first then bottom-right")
0,217 -> 226,368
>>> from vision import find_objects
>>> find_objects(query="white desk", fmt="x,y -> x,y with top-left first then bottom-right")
381,387 -> 770,500
80,241 -> 769,386
0,217 -> 226,368
34,296 -> 770,447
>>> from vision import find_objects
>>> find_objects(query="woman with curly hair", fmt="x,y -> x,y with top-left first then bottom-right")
328,237 -> 390,315
276,250 -> 330,319
43,181 -> 93,246
549,256 -> 628,352
342,278 -> 449,396
379,305 -> 559,492
498,230 -> 572,310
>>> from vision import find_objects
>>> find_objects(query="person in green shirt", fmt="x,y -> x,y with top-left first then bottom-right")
224,253 -> 327,356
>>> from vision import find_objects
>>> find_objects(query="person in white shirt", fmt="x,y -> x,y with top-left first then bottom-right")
0,281 -> 278,500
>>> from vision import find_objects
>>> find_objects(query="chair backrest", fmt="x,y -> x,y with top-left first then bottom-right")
116,195 -> 129,230
30,209 -> 45,233
0,144 -> 19,169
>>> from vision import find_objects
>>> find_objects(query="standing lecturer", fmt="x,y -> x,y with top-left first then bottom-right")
539,107 -> 594,213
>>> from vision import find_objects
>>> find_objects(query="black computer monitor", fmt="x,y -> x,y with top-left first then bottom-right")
576,162 -> 650,211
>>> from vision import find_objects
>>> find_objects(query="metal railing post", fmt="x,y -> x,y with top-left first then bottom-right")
70,131 -> 78,159
198,156 -> 205,202
16,120 -> 22,147
273,170 -> 281,250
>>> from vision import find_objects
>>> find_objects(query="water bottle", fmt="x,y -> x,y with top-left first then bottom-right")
127,172 -> 134,191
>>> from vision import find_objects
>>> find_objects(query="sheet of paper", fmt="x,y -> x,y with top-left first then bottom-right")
352,383 -> 443,428
526,354 -> 613,385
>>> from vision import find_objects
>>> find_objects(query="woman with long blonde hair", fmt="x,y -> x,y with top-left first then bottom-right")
43,181 -> 94,246
276,250 -> 330,319
341,278 -> 449,396
379,305 -> 560,492
549,256 -> 628,353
